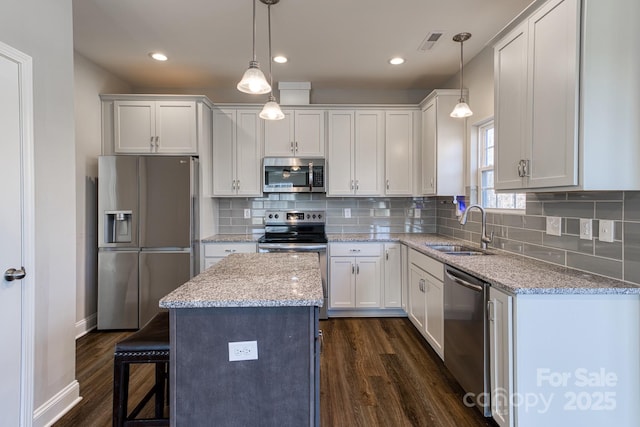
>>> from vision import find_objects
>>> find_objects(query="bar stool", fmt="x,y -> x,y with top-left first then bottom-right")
113,311 -> 170,427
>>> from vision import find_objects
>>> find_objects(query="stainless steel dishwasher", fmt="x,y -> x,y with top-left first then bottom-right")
443,265 -> 491,417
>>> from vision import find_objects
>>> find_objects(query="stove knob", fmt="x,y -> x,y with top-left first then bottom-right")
274,214 -> 279,219
306,214 -> 310,219
268,214 -> 273,219
318,214 -> 322,219
312,214 -> 317,219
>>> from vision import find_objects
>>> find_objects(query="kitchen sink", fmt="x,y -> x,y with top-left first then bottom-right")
425,244 -> 490,256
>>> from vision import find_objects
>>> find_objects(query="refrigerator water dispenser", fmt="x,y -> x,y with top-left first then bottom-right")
104,210 -> 133,243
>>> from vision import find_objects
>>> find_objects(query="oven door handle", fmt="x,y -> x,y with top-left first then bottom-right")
258,243 -> 327,252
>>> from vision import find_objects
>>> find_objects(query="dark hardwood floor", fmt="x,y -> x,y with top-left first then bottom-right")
55,317 -> 494,427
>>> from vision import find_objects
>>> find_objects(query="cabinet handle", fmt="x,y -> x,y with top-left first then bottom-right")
385,250 -> 389,260
232,180 -> 236,190
487,300 -> 495,322
355,180 -> 359,190
518,159 -> 530,177
351,180 -> 354,190
430,177 -> 434,188
290,141 -> 294,152
349,249 -> 361,253
318,329 -> 324,354
356,265 -> 360,274
295,141 -> 298,152
386,179 -> 390,190
224,249 -> 237,253
352,264 -> 355,274
236,180 -> 240,190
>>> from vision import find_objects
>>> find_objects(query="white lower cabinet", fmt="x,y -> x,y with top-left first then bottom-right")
329,243 -> 382,309
408,249 -> 444,359
201,242 -> 256,273
488,287 -> 514,427
383,243 -> 402,308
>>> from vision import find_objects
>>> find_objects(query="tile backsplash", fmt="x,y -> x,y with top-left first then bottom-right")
216,194 -> 436,236
215,191 -> 640,285
437,192 -> 640,285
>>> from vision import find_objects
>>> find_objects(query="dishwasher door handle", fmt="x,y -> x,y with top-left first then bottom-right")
445,269 -> 484,292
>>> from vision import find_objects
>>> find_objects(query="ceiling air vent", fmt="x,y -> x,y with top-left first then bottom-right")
418,31 -> 444,51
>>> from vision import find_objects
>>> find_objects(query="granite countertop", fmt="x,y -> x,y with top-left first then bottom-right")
201,234 -> 259,243
160,252 -> 323,309
329,233 -> 640,296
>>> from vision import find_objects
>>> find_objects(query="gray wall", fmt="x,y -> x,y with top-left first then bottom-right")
74,52 -> 132,336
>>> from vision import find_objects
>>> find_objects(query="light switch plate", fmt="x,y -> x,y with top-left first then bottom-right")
579,218 -> 592,240
599,220 -> 615,242
244,209 -> 251,219
414,208 -> 421,218
344,208 -> 351,218
546,216 -> 562,236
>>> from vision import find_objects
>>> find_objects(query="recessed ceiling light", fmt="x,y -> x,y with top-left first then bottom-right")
273,56 -> 288,64
389,57 -> 405,65
149,52 -> 168,61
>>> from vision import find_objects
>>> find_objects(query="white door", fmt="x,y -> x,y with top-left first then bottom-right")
0,42 -> 35,427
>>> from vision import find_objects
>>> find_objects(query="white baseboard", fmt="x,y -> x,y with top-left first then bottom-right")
75,313 -> 97,339
33,380 -> 82,427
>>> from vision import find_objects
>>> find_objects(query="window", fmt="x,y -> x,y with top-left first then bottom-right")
478,121 -> 525,210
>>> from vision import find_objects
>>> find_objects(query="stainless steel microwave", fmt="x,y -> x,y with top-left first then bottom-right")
263,157 -> 326,193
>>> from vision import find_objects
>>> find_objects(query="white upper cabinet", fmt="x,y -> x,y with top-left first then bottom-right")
384,110 -> 417,196
212,108 -> 262,197
114,99 -> 197,154
327,110 -> 384,197
263,109 -> 325,157
420,90 -> 465,196
494,0 -> 640,191
495,0 -> 579,190
100,95 -> 210,156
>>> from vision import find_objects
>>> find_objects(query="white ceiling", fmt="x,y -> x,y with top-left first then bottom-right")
72,0 -> 533,102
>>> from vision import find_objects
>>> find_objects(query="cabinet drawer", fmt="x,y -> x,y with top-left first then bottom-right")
330,243 -> 382,257
409,249 -> 443,281
204,243 -> 256,257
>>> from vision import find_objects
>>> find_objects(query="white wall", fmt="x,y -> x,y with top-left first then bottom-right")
73,52 -> 131,337
0,0 -> 79,424
441,46 -> 495,193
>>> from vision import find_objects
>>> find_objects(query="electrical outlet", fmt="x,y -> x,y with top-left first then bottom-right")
244,209 -> 251,219
414,208 -> 421,218
344,208 -> 351,218
579,218 -> 592,240
546,216 -> 562,236
599,220 -> 615,242
228,341 -> 258,362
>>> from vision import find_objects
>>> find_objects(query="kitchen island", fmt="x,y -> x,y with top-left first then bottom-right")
160,252 -> 323,427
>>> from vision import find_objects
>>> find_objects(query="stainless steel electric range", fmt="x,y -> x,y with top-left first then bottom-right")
257,210 -> 328,319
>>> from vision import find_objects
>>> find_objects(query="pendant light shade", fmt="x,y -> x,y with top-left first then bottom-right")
260,0 -> 284,120
237,61 -> 271,94
237,0 -> 271,94
450,32 -> 473,118
260,95 -> 285,120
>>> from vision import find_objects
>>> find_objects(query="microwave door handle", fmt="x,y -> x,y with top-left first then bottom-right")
308,161 -> 313,192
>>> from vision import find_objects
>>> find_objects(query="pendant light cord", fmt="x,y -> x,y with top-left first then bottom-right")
252,0 -> 257,62
459,39 -> 464,102
267,4 -> 273,95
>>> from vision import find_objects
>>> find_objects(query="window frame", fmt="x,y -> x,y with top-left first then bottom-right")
477,120 -> 525,212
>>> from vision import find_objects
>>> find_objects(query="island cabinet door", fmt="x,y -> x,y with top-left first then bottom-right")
170,306 -> 318,426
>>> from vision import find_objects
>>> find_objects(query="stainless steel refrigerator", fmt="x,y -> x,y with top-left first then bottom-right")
97,155 -> 199,330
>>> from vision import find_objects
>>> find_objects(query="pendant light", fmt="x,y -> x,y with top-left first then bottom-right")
259,0 -> 285,120
450,32 -> 473,118
237,0 -> 271,94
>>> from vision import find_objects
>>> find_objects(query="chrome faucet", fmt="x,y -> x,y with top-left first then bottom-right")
459,204 -> 493,250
